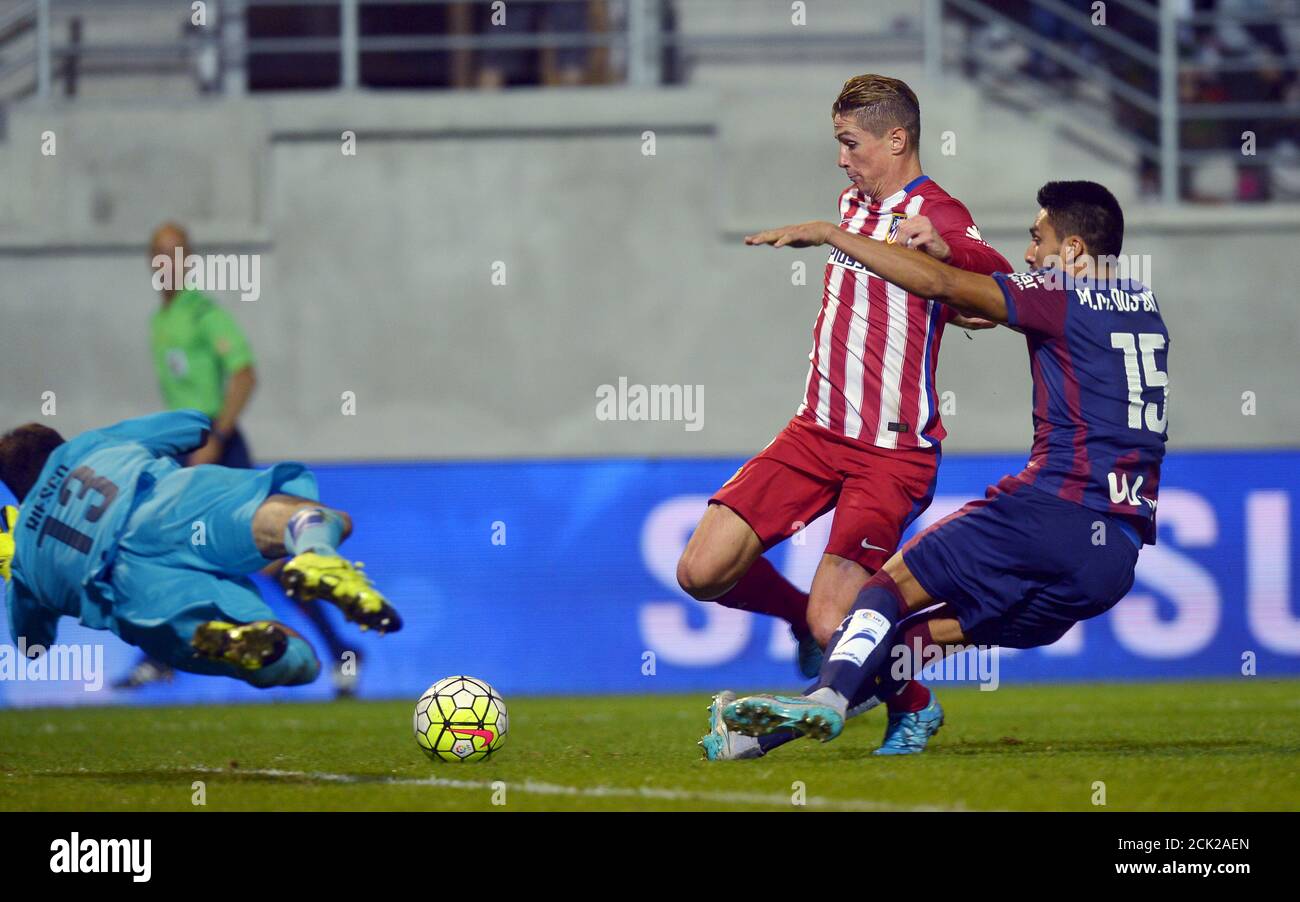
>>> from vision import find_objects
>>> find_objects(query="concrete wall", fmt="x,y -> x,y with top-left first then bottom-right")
1,80 -> 1297,461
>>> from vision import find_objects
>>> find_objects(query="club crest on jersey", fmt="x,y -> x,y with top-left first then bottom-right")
884,213 -> 907,244
827,212 -> 903,272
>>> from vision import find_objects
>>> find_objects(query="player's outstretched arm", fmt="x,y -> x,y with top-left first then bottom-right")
745,221 -> 1009,323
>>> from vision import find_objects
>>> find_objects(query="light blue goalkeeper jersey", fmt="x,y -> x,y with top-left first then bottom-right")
6,410 -> 211,646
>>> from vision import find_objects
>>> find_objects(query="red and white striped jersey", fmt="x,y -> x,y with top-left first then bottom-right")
797,175 -> 1011,451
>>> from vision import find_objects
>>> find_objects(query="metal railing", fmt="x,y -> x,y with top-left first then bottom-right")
0,0 -> 1296,203
942,0 -> 1300,203
0,0 -> 918,98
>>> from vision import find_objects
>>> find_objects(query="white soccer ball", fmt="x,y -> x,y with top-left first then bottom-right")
413,675 -> 508,763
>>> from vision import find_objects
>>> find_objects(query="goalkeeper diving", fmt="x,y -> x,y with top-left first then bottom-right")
0,410 -> 402,687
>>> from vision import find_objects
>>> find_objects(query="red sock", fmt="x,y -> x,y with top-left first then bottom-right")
714,556 -> 811,640
886,679 -> 932,714
885,617 -> 935,714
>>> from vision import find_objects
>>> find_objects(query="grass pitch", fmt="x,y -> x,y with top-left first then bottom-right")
1,679 -> 1296,811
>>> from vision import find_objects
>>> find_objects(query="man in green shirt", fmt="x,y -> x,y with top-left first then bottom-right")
114,223 -> 355,695
148,222 -> 258,468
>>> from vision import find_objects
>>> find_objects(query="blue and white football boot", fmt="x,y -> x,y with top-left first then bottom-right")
874,694 -> 944,756
724,693 -> 844,742
699,690 -> 764,760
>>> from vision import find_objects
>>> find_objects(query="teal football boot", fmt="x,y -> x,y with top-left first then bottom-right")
724,693 -> 844,742
698,690 -> 763,761
874,694 -> 944,756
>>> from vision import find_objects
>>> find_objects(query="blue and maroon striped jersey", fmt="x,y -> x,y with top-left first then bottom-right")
993,270 -> 1169,544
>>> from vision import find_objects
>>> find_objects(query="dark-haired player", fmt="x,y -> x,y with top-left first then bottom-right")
716,181 -> 1168,756
681,75 -> 1010,760
0,410 -> 401,688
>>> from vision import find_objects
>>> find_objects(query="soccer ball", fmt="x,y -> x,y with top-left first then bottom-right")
414,675 -> 508,763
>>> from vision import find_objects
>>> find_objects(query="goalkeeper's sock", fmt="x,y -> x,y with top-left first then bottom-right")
714,556 -> 811,640
284,508 -> 346,557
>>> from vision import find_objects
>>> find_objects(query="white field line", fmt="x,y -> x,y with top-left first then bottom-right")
172,765 -> 962,812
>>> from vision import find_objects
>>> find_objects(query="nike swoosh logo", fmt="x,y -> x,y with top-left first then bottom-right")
860,539 -> 889,552
450,727 -> 496,745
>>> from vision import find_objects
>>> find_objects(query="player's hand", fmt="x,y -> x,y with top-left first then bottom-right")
745,221 -> 834,248
186,437 -> 223,466
894,215 -> 951,261
952,314 -> 997,331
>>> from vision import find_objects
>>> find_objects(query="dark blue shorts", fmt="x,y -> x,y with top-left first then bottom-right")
902,475 -> 1139,649
217,428 -> 254,469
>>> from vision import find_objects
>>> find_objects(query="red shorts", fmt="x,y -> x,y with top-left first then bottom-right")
710,416 -> 940,572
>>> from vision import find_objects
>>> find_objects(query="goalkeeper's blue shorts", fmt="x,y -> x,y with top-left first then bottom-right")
98,462 -> 320,680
